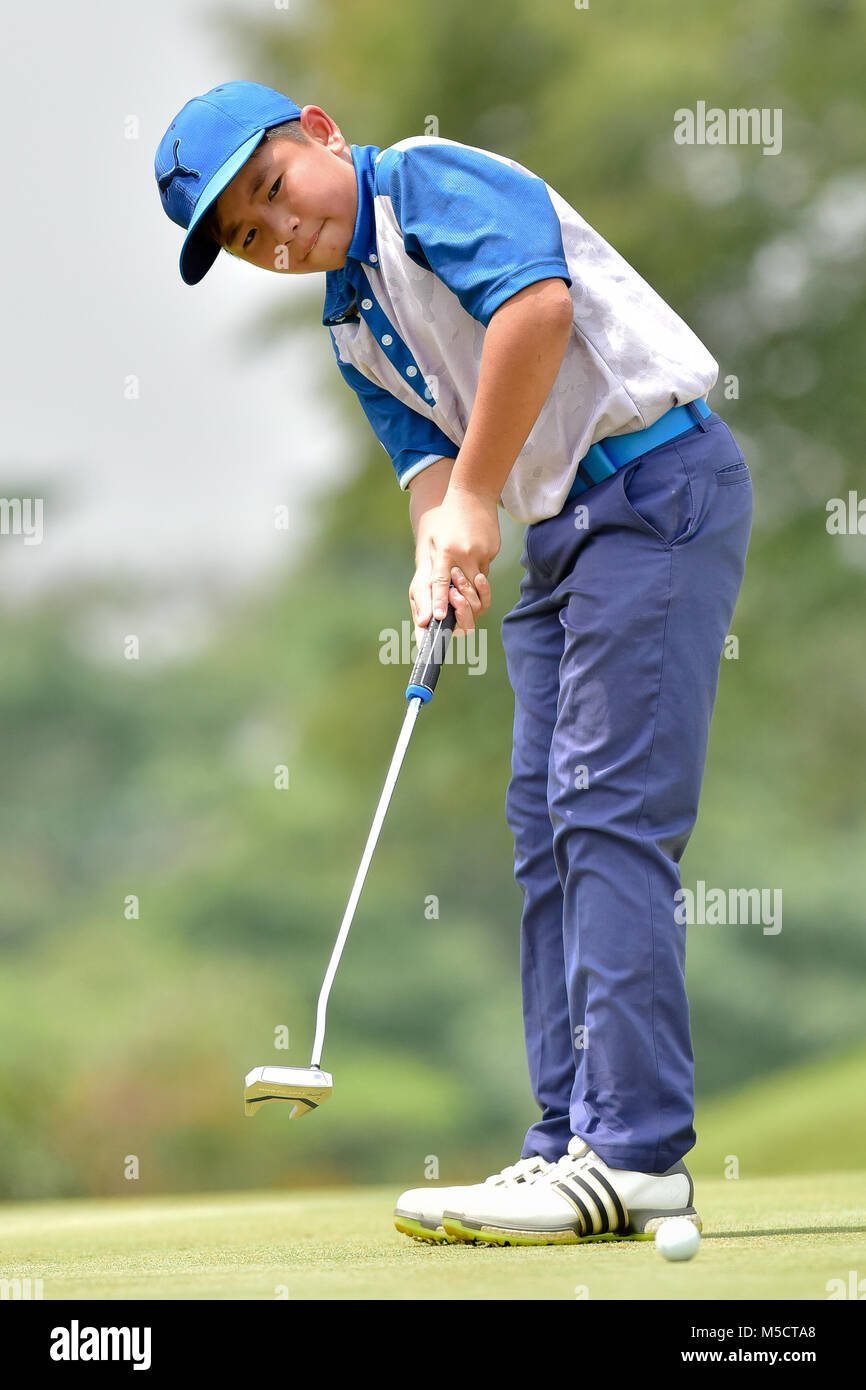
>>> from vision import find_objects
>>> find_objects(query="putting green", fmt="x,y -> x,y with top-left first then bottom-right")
0,1170 -> 863,1300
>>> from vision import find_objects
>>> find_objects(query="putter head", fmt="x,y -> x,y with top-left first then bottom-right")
243,1066 -> 333,1119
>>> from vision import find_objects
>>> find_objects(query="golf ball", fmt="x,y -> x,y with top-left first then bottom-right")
654,1217 -> 701,1261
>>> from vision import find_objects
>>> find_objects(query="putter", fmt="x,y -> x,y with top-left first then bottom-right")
244,604 -> 457,1118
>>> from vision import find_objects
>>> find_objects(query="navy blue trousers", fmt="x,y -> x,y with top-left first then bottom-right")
501,411 -> 753,1173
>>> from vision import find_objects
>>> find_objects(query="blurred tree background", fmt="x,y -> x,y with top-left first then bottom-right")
1,0 -> 864,1197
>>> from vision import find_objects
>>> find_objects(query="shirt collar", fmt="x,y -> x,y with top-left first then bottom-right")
322,142 -> 381,326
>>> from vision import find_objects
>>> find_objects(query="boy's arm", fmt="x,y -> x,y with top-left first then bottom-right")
327,333 -> 472,632
421,277 -> 574,626
407,456 -> 454,534
407,457 -> 462,641
378,143 -> 576,630
450,278 -> 574,505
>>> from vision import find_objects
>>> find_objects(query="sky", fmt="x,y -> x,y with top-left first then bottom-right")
0,0 -> 349,623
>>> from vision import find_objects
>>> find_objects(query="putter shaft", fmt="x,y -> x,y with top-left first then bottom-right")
310,696 -> 422,1067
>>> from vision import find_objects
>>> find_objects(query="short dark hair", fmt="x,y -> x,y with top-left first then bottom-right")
198,118 -> 308,250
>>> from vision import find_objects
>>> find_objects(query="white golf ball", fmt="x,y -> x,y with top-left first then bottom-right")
654,1217 -> 701,1261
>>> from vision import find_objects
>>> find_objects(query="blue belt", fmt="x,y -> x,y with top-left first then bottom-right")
565,398 -> 713,502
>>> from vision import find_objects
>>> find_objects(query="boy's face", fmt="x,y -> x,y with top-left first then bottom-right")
213,106 -> 358,274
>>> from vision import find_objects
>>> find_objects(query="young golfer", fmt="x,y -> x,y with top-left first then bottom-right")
156,81 -> 752,1244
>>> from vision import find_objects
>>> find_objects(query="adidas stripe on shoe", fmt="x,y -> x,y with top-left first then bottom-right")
442,1137 -> 701,1246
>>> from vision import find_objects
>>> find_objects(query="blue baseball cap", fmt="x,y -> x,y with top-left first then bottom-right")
155,81 -> 303,285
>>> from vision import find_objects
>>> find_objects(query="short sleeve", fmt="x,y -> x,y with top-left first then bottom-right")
330,334 -> 458,489
375,141 -> 572,326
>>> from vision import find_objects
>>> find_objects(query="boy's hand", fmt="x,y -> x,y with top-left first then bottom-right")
411,483 -> 499,635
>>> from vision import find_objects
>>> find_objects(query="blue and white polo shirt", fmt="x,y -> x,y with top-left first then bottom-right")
324,138 -> 718,524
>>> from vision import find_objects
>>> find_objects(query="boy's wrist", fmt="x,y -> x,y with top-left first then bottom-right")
447,471 -> 501,510
408,457 -> 454,536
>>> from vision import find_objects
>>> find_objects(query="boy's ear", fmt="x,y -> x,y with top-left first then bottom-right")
299,104 -> 344,149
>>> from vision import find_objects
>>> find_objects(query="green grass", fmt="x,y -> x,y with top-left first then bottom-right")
0,1172 -> 863,1300
690,1042 -> 866,1179
2,1048 -> 864,1299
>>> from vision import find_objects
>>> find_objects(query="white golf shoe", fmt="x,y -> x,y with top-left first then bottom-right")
441,1136 -> 701,1245
394,1155 -> 552,1243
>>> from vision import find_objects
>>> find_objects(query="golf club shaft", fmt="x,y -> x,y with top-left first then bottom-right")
310,696 -> 422,1068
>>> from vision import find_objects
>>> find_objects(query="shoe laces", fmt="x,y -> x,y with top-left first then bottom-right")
546,1136 -> 597,1181
488,1155 -> 550,1187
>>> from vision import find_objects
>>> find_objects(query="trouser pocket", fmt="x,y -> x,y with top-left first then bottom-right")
620,446 -> 695,547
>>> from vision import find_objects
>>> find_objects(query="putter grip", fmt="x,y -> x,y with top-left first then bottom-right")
405,605 -> 457,703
